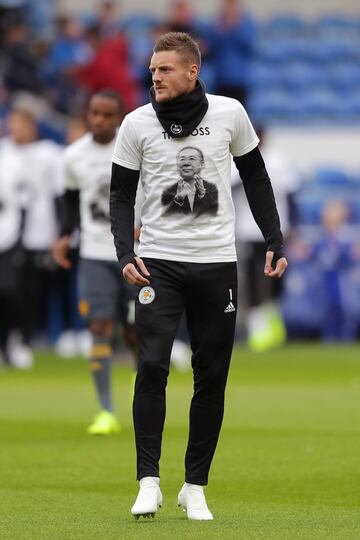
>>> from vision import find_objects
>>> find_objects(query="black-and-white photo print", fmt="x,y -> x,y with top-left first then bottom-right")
161,146 -> 218,217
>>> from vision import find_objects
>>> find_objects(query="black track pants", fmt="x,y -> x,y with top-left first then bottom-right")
133,258 -> 237,485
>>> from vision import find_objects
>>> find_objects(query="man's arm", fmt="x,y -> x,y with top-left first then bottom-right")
52,189 -> 80,269
110,163 -> 150,285
161,183 -> 178,206
59,189 -> 80,236
233,146 -> 287,277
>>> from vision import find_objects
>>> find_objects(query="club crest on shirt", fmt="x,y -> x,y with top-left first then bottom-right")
138,286 -> 156,305
170,124 -> 182,135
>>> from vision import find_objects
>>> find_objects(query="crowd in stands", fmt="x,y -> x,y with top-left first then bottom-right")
0,0 -> 360,367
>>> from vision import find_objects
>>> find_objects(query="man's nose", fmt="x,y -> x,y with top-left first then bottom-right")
153,69 -> 161,82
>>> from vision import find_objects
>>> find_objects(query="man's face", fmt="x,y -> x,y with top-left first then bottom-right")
177,148 -> 203,180
149,50 -> 198,103
87,95 -> 122,142
9,112 -> 37,144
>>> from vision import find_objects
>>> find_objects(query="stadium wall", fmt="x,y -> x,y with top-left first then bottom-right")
57,0 -> 360,18
266,127 -> 360,176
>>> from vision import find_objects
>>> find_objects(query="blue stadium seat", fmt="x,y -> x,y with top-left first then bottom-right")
308,39 -> 354,63
294,197 -> 323,225
265,14 -> 307,36
294,173 -> 360,225
121,14 -> 158,33
329,63 -> 360,92
297,88 -> 345,117
248,89 -> 294,119
313,167 -> 352,187
255,38 -> 309,63
248,62 -> 284,89
341,92 -> 360,116
314,15 -> 357,37
282,62 -> 329,91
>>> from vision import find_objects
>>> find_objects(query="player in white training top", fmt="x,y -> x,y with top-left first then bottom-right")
53,90 -> 137,435
110,33 -> 288,520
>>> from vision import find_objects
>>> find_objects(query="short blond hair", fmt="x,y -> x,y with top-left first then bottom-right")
154,32 -> 201,68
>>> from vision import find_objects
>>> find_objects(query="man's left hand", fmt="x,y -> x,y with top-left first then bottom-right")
264,251 -> 288,278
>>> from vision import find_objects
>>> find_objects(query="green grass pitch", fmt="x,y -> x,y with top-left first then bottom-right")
0,344 -> 359,539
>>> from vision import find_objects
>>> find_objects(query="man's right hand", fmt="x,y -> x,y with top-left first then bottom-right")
52,236 -> 71,269
175,180 -> 192,205
123,256 -> 150,286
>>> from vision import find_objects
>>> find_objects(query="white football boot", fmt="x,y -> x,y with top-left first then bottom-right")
178,483 -> 213,520
131,477 -> 162,519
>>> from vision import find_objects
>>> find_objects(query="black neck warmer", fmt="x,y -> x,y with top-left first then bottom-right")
150,79 -> 208,139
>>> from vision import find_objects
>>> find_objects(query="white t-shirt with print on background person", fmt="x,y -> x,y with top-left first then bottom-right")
64,133 -> 119,261
112,93 -> 259,263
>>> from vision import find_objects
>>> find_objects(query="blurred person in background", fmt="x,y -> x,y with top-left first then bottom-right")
0,107 -> 63,367
52,113 -> 88,358
52,89 -> 137,435
24,0 -> 55,41
0,0 -> 55,42
43,15 -> 92,114
232,127 -> 299,350
314,200 -> 359,341
0,1 -> 24,37
213,0 -> 256,106
76,22 -> 139,112
83,0 -> 120,40
164,0 -> 215,92
1,13 -> 44,96
0,106 -> 24,366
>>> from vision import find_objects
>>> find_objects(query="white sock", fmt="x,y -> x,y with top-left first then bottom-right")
185,482 -> 204,491
139,476 -> 160,487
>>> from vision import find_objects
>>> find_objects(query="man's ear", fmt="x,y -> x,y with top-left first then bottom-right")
188,64 -> 198,81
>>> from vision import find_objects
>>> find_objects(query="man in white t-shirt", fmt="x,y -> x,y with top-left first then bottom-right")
53,89 -> 136,436
0,108 -> 63,368
110,32 -> 287,520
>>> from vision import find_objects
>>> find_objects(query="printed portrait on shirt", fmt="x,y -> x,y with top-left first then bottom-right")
161,146 -> 218,217
89,176 -> 111,222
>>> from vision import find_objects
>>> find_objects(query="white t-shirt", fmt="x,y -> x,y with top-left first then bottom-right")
64,133 -> 118,261
22,140 -> 64,250
231,146 -> 299,242
0,139 -> 23,251
0,138 -> 63,251
113,94 -> 259,263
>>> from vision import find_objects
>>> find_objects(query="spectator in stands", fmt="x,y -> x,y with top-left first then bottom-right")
93,0 -> 120,39
24,0 -> 55,41
76,23 -> 139,112
232,127 -> 299,350
213,0 -> 256,106
164,0 -> 214,91
1,13 -> 44,95
314,200 -> 359,341
43,16 -> 91,113
166,0 -> 196,33
0,1 -> 24,41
